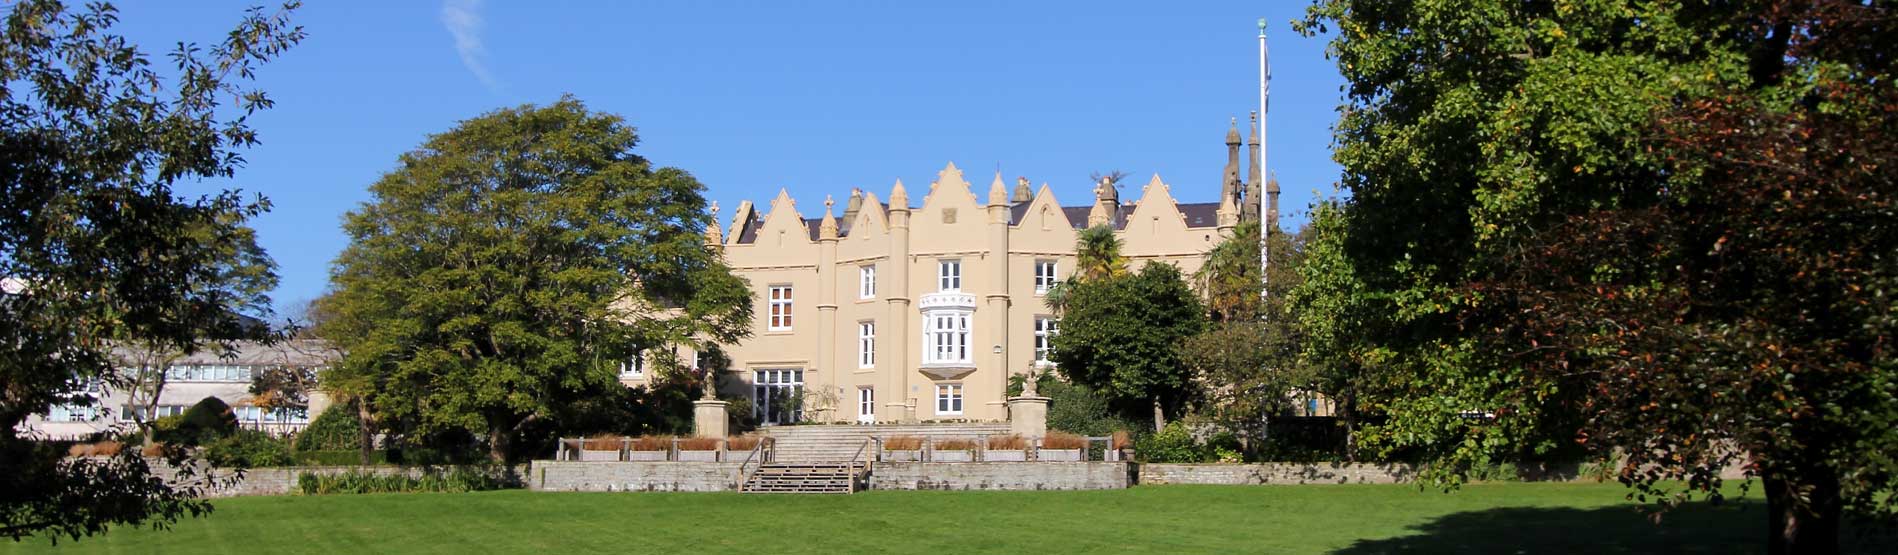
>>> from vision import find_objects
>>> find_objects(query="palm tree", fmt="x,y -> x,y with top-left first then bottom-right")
1074,225 -> 1126,282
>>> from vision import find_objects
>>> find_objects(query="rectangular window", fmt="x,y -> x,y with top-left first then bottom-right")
923,311 -> 972,365
858,321 -> 876,368
1034,317 -> 1059,364
619,353 -> 645,378
753,369 -> 804,425
768,285 -> 793,331
46,404 -> 97,422
935,384 -> 963,415
938,259 -> 961,291
1034,260 -> 1058,294
859,265 -> 876,299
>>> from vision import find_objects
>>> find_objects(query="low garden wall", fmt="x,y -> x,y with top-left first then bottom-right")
530,461 -> 743,492
870,462 -> 1132,491
1139,463 -> 1419,485
148,464 -> 520,497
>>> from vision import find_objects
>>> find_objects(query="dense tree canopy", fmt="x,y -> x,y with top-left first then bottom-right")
320,97 -> 752,463
0,0 -> 300,542
1050,261 -> 1207,431
1298,1 -> 1896,551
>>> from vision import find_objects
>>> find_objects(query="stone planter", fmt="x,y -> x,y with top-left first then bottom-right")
626,450 -> 668,462
1038,449 -> 1083,462
578,449 -> 622,462
933,450 -> 975,462
884,449 -> 922,462
676,450 -> 719,462
984,449 -> 1027,462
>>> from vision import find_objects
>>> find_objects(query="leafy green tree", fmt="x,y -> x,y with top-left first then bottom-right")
321,97 -> 753,464
0,0 -> 301,542
1300,1 -> 1897,551
1072,225 -> 1127,282
1050,262 -> 1207,431
1187,220 -> 1315,444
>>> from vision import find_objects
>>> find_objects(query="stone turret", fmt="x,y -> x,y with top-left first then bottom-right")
818,196 -> 839,240
1266,174 -> 1282,231
1087,176 -> 1118,228
1221,117 -> 1243,209
1245,111 -> 1263,222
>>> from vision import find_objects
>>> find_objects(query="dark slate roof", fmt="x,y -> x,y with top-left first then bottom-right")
1176,202 -> 1221,228
734,199 -> 1217,243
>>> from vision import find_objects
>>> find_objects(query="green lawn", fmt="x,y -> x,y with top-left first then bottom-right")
7,483 -> 1890,554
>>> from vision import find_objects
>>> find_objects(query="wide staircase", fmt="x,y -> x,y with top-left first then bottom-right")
738,423 -> 1011,494
739,462 -> 863,494
763,423 -> 1012,462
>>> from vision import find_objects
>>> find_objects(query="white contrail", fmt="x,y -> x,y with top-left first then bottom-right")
441,0 -> 498,90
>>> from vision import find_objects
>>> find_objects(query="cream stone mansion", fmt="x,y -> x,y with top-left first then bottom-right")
627,121 -> 1279,425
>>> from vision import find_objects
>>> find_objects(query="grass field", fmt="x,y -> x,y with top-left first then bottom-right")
7,483 -> 1892,554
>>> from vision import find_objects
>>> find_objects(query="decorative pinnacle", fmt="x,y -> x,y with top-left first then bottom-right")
709,201 -> 719,216
824,195 -> 835,211
1258,18 -> 1266,33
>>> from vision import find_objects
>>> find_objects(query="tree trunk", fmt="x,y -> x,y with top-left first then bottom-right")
1152,398 -> 1166,432
487,422 -> 512,464
355,400 -> 375,466
1764,471 -> 1842,555
1341,390 -> 1358,463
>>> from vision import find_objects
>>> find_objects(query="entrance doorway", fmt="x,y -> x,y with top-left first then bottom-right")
857,387 -> 875,424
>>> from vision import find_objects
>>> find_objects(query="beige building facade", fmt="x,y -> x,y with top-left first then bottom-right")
705,150 -> 1255,424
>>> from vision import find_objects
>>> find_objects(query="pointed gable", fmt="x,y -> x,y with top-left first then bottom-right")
847,191 -> 889,241
755,188 -> 814,248
1121,174 -> 1194,254
917,162 -> 980,215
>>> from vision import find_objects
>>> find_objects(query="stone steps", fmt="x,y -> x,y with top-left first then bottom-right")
763,424 -> 1013,463
740,462 -> 861,494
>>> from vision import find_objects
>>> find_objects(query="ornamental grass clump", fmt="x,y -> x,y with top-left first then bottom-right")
726,435 -> 761,451
934,439 -> 979,451
987,435 -> 1027,450
581,435 -> 625,450
677,437 -> 720,451
295,468 -> 507,495
1042,432 -> 1087,450
883,436 -> 923,450
1111,430 -> 1132,450
630,435 -> 671,451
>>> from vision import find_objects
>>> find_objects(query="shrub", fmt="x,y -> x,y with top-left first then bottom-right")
581,435 -> 626,450
1138,422 -> 1208,463
987,435 -> 1027,450
179,397 -> 237,439
677,437 -> 720,451
934,439 -> 978,451
629,435 -> 671,451
66,441 -> 123,457
294,405 -> 363,452
883,436 -> 923,450
295,467 -> 510,495
726,435 -> 762,451
140,442 -> 169,457
1042,432 -> 1087,450
204,430 -> 293,468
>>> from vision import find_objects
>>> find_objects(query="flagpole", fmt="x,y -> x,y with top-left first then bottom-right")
1258,18 -> 1270,311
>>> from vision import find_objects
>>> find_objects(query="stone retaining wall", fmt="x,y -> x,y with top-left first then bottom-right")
869,462 -> 1131,490
1139,463 -> 1419,485
151,464 -> 455,498
530,461 -> 743,492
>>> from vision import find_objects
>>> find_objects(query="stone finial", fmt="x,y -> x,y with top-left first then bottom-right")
1226,116 -> 1242,145
704,201 -> 724,246
819,196 -> 839,240
987,172 -> 1009,206
889,179 -> 909,208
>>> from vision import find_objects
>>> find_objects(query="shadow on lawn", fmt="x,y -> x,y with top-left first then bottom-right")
1330,499 -> 1897,555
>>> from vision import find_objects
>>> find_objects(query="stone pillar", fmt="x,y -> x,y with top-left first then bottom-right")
694,399 -> 729,439
885,181 -> 915,423
817,199 -> 840,422
986,175 -> 1012,419
1007,396 -> 1050,439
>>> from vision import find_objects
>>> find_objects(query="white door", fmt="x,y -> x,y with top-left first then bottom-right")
857,387 -> 875,424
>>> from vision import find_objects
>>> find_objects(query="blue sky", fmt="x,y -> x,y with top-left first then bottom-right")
109,1 -> 1347,313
